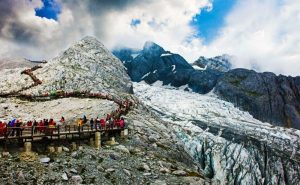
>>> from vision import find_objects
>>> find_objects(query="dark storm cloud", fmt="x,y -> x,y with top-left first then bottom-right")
0,0 -> 38,44
62,0 -> 148,16
87,0 -> 146,13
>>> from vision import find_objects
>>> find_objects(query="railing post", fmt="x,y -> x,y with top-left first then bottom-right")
31,126 -> 34,140
57,125 -> 60,145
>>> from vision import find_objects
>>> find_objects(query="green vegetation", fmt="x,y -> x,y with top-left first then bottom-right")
246,91 -> 263,97
229,76 -> 247,87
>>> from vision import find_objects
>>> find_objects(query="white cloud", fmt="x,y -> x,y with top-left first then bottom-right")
0,0 -> 300,76
201,0 -> 300,76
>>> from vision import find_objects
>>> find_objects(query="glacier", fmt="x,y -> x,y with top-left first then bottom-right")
133,82 -> 300,185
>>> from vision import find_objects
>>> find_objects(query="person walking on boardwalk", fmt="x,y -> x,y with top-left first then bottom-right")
100,118 -> 106,129
60,116 -> 65,124
90,118 -> 94,130
120,117 -> 125,129
33,120 -> 38,134
83,115 -> 87,124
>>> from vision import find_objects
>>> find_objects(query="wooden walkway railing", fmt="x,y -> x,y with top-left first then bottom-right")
0,125 -> 125,142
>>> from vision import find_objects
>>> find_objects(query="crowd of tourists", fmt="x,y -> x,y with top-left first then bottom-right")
0,99 -> 132,137
0,118 -> 60,137
0,115 -> 126,137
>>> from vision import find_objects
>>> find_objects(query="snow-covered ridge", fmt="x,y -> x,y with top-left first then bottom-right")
133,82 -> 300,184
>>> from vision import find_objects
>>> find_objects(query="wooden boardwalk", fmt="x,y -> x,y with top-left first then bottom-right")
0,125 -> 126,145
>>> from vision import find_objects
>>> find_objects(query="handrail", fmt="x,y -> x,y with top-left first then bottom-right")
0,124 -> 125,138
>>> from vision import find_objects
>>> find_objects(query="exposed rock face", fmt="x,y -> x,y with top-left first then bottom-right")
113,42 -> 222,94
214,68 -> 300,129
193,54 -> 232,72
0,36 -> 133,98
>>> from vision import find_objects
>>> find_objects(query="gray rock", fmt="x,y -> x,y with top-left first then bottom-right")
143,172 -> 152,176
138,163 -> 151,172
97,165 -> 104,172
63,147 -> 70,152
159,167 -> 170,173
70,168 -> 78,174
62,173 -> 68,181
123,169 -> 131,176
172,170 -> 187,176
151,180 -> 167,185
148,135 -> 158,143
2,152 -> 10,158
71,151 -> 78,158
70,175 -> 83,185
105,168 -> 115,173
17,171 -> 26,183
114,145 -> 130,154
40,157 -> 50,163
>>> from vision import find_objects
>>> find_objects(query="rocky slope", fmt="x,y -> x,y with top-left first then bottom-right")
0,37 -> 209,184
0,36 -> 133,99
113,42 -> 223,94
134,82 -> 300,185
214,68 -> 300,129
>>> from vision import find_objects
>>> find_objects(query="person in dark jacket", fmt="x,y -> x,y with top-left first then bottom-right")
90,118 -> 94,130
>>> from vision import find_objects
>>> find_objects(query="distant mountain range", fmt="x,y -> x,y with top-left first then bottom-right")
114,42 -> 300,129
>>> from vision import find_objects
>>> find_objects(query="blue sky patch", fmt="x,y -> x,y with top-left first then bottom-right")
191,0 -> 236,44
35,0 -> 61,21
131,19 -> 141,27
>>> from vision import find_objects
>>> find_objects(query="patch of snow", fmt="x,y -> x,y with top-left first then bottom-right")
193,65 -> 207,71
160,53 -> 172,57
141,72 -> 150,79
131,54 -> 139,59
171,65 -> 176,71
153,70 -> 157,74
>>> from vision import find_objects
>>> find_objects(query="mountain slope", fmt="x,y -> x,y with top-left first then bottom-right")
215,68 -> 300,129
113,42 -> 223,94
133,82 -> 300,184
0,36 -> 133,99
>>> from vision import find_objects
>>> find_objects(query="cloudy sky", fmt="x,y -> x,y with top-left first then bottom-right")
0,0 -> 299,76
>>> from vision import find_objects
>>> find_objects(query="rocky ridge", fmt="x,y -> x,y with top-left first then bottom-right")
113,42 -> 223,94
0,36 -> 133,100
114,43 -> 300,129
214,68 -> 300,129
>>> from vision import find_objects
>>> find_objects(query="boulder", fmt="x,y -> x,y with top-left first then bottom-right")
114,145 -> 130,154
62,173 -> 68,181
70,175 -> 83,185
172,170 -> 187,176
159,167 -> 170,173
40,157 -> 50,163
138,163 -> 151,172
